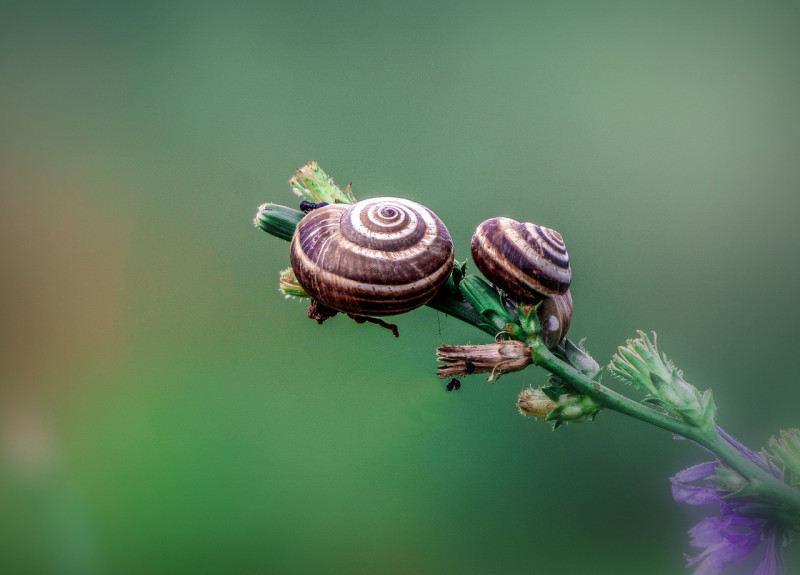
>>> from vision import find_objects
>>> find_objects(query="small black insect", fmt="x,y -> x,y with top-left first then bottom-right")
446,378 -> 462,392
300,200 -> 329,214
464,360 -> 475,374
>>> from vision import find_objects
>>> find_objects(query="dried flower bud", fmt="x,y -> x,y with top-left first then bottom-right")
517,387 -> 559,418
279,267 -> 309,298
517,387 -> 602,424
437,340 -> 533,382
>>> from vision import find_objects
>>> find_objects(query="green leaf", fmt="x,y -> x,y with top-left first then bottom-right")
562,338 -> 601,378
641,396 -> 669,409
458,275 -> 514,329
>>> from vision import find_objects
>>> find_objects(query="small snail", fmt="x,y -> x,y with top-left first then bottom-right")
471,217 -> 571,303
290,197 -> 454,317
472,216 -> 572,348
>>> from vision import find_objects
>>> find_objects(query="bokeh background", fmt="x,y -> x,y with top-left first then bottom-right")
2,1 -> 799,573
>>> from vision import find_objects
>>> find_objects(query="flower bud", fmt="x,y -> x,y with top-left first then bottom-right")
290,161 -> 355,205
279,267 -> 309,298
609,331 -> 715,428
517,387 -> 602,424
517,387 -> 559,418
768,428 -> 800,484
254,203 -> 304,242
437,340 -> 533,382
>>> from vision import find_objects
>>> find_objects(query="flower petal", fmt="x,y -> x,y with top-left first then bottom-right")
671,462 -> 721,505
754,529 -> 784,575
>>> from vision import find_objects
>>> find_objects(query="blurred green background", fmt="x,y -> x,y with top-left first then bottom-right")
2,1 -> 799,573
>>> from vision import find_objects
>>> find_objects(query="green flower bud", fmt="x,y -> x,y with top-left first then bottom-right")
517,387 -> 601,425
609,331 -> 715,429
254,203 -> 304,242
290,161 -> 355,205
768,428 -> 800,486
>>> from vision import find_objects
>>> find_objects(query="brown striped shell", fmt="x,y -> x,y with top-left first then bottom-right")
471,217 -> 571,303
290,197 -> 454,316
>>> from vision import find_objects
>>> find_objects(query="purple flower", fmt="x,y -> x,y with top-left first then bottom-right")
671,432 -> 787,574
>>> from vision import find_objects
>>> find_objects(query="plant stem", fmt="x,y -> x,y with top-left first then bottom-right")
528,336 -> 800,524
426,291 -> 499,337
258,201 -> 800,521
428,290 -> 800,520
700,429 -> 800,521
528,340 -> 698,436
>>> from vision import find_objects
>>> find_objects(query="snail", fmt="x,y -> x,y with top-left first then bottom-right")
290,197 -> 454,317
471,216 -> 571,303
537,289 -> 573,349
472,216 -> 572,348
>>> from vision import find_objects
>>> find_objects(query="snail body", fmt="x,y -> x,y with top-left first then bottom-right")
290,197 -> 454,317
471,217 -> 571,303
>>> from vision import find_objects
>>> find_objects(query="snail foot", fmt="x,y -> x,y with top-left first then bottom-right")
307,299 -> 338,324
346,314 -> 399,337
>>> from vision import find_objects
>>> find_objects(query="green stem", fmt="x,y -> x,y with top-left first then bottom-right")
426,291 -> 499,337
700,429 -> 800,523
529,340 -> 698,437
529,339 -> 800,525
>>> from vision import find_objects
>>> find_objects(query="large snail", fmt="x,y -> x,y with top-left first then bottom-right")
290,197 -> 454,317
472,216 -> 573,348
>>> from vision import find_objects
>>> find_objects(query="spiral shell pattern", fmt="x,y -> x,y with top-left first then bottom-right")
471,217 -> 571,303
290,197 -> 454,316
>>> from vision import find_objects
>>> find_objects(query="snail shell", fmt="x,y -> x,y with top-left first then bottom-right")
290,197 -> 454,316
471,217 -> 571,303
538,290 -> 573,349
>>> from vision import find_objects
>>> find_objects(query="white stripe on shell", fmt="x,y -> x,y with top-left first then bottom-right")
495,218 -> 568,278
293,243 -> 453,296
347,197 -> 426,242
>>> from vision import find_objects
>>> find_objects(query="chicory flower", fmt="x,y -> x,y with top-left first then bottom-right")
671,431 -> 787,574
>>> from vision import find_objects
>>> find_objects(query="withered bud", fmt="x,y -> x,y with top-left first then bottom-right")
517,387 -> 559,418
279,267 -> 310,299
517,387 -> 601,423
437,340 -> 533,382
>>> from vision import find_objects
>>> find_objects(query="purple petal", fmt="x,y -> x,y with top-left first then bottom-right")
687,535 -> 761,575
672,433 -> 785,574
685,512 -> 767,575
754,530 -> 784,575
672,482 -> 722,505
671,462 -> 721,505
673,461 -> 719,482
687,516 -> 730,547
686,515 -> 760,548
